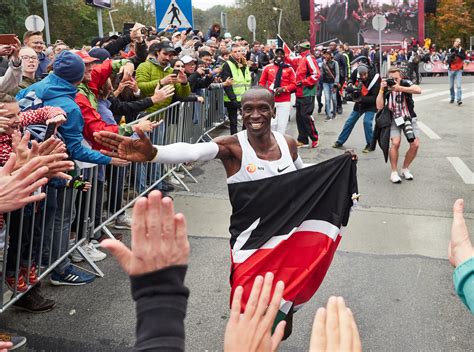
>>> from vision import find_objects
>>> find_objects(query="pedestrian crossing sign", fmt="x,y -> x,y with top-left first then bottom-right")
155,0 -> 193,30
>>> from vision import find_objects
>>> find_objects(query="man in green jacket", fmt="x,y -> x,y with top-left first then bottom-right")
136,41 -> 190,114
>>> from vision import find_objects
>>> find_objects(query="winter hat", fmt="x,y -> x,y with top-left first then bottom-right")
357,65 -> 369,74
53,51 -> 85,84
89,47 -> 111,62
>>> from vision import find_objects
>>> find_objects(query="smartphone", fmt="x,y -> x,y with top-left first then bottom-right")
0,34 -> 18,45
172,69 -> 181,76
203,68 -> 210,74
44,122 -> 57,141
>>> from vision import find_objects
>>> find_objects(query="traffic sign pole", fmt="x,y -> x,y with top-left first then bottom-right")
97,8 -> 104,37
42,0 -> 51,45
372,15 -> 387,76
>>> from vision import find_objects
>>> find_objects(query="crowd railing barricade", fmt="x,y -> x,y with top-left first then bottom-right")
0,88 -> 226,313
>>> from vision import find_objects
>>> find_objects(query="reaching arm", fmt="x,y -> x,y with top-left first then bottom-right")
151,142 -> 219,164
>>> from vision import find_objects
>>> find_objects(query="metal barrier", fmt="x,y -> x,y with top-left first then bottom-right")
0,88 -> 225,313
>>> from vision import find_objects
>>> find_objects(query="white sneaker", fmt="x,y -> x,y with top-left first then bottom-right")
114,213 -> 131,230
390,171 -> 402,184
401,169 -> 414,180
168,177 -> 181,185
82,242 -> 107,262
71,249 -> 84,263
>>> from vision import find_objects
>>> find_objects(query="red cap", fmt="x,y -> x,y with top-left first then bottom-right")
74,50 -> 101,64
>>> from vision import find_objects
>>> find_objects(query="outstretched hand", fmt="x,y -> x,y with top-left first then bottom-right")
449,199 -> 473,267
94,129 -> 156,162
224,273 -> 286,352
101,190 -> 190,276
309,296 -> 362,352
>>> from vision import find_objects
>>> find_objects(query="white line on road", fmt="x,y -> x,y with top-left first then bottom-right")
414,91 -> 451,102
447,157 -> 474,185
417,121 -> 441,140
440,91 -> 474,102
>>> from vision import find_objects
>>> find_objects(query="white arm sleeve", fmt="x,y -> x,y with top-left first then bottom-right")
294,155 -> 304,169
151,142 -> 219,164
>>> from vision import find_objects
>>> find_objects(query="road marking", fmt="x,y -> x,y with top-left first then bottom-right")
440,91 -> 474,102
417,121 -> 441,140
447,157 -> 474,185
413,91 -> 450,102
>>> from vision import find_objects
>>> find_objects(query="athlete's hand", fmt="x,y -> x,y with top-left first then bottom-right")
94,129 -> 156,162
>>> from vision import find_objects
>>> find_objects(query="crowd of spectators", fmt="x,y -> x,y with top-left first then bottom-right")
0,20 -> 473,350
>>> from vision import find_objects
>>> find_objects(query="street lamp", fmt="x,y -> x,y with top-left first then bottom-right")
108,9 -> 119,35
273,7 -> 282,35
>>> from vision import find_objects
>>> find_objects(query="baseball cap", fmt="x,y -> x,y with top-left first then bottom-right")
53,51 -> 85,84
157,41 -> 177,54
74,50 -> 101,64
88,47 -> 111,62
181,55 -> 195,64
234,36 -> 242,41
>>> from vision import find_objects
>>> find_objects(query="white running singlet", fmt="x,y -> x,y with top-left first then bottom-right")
227,130 -> 297,184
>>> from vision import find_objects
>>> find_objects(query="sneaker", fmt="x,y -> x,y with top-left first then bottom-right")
0,332 -> 27,350
114,213 -> 131,230
160,181 -> 175,192
167,177 -> 181,185
449,99 -> 454,104
324,115 -> 332,122
83,242 -> 107,262
13,286 -> 56,313
20,264 -> 39,286
401,169 -> 414,180
71,249 -> 84,263
296,141 -> 309,148
457,101 -> 462,106
317,104 -> 323,113
332,141 -> 343,148
92,232 -> 124,244
50,265 -> 95,286
362,145 -> 373,153
337,106 -> 343,114
5,274 -> 28,292
311,140 -> 319,148
332,113 -> 336,119
182,162 -> 193,171
390,171 -> 402,184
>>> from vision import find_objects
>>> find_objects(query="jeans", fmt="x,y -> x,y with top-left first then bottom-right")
448,69 -> 462,102
337,110 -> 375,146
322,83 -> 337,116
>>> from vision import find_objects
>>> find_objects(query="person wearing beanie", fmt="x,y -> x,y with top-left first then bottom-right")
333,62 -> 381,153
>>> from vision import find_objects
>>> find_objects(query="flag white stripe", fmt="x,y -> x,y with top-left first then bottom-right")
233,218 -> 261,252
232,219 -> 341,263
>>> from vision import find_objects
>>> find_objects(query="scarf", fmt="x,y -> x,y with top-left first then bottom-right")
274,61 -> 290,89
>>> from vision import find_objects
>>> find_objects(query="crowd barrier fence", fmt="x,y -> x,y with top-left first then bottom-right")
0,88 -> 226,313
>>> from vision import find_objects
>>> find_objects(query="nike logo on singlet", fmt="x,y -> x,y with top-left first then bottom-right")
277,165 -> 290,173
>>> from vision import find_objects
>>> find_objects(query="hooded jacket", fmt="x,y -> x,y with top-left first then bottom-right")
16,73 -> 111,165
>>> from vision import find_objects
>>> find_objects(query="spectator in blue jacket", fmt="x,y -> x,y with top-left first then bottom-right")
449,199 -> 474,314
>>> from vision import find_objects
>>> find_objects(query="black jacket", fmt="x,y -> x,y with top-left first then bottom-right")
349,68 -> 381,112
108,95 -> 154,123
220,56 -> 247,102
132,265 -> 189,351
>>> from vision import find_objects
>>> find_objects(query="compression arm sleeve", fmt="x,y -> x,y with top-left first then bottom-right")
294,155 -> 304,169
151,142 -> 219,164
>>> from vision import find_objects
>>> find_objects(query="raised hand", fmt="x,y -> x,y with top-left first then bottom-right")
151,84 -> 175,104
309,296 -> 362,352
224,273 -> 286,352
94,129 -> 155,162
101,190 -> 190,276
0,153 -> 50,213
449,199 -> 473,267
133,118 -> 161,133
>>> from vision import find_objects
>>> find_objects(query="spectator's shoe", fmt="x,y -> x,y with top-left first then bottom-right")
0,332 -> 27,350
92,232 -> 124,244
324,115 -> 332,122
337,106 -> 343,114
449,99 -> 454,104
71,242 -> 106,263
114,213 -> 132,230
296,141 -> 309,148
332,113 -> 337,119
390,171 -> 402,184
20,264 -> 39,286
5,274 -> 28,292
182,162 -> 193,171
332,141 -> 343,148
317,103 -> 323,113
457,101 -> 462,106
401,169 -> 414,180
50,265 -> 95,286
13,286 -> 56,313
362,145 -> 373,153
160,181 -> 175,192
311,140 -> 319,148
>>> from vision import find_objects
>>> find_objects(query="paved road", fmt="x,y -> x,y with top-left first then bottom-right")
1,77 -> 473,351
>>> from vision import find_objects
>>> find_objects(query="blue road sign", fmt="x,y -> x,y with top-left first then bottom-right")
155,0 -> 193,30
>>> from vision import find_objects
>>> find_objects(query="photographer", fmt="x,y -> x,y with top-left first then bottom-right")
320,49 -> 339,121
333,64 -> 380,152
446,38 -> 466,105
377,67 -> 421,184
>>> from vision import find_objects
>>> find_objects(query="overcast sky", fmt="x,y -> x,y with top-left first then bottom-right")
192,0 -> 236,10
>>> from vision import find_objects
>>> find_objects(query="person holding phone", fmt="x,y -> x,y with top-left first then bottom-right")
0,35 -> 22,95
135,41 -> 190,113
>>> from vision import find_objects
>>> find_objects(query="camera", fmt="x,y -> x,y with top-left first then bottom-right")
402,117 -> 416,143
386,78 -> 396,87
345,83 -> 362,102
203,68 -> 210,74
140,26 -> 154,36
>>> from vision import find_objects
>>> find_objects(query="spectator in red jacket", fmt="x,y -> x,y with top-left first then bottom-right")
258,47 -> 296,135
